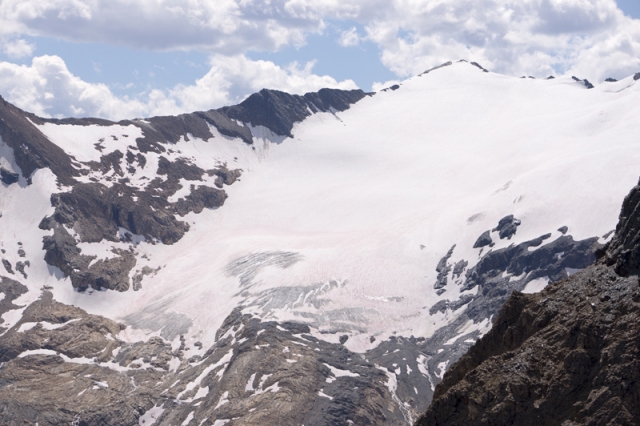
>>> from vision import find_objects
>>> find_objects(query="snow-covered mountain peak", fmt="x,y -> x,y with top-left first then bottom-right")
1,67 -> 640,424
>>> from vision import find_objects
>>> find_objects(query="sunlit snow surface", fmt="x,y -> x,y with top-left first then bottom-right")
4,62 -> 640,355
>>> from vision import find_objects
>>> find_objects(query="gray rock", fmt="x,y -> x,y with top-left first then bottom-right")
473,230 -> 493,248
0,95 -> 78,186
571,76 -> 594,89
470,62 -> 489,72
599,180 -> 640,276
493,214 -> 521,240
433,245 -> 456,289
420,61 -> 452,76
0,276 -> 28,332
2,259 -> 14,275
452,260 -> 468,278
0,292 -> 159,425
15,261 -> 29,278
221,88 -> 367,138
0,167 -> 19,185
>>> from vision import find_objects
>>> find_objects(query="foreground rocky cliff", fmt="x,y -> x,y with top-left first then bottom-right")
417,181 -> 640,425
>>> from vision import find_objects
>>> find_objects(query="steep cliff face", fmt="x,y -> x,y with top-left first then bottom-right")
418,182 -> 640,426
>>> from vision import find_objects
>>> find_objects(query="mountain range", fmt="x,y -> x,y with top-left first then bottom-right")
1,60 -> 640,425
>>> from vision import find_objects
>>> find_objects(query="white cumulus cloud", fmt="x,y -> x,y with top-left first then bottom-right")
2,38 -> 34,58
360,0 -> 640,81
339,27 -> 361,46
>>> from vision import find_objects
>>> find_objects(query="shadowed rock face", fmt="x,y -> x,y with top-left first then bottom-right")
417,182 -> 640,426
600,182 -> 640,276
0,97 -> 78,186
221,88 -> 368,138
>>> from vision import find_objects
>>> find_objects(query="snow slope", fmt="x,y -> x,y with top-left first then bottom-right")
3,60 -> 640,371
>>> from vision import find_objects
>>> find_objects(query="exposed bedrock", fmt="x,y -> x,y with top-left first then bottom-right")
0,290 -> 161,425
415,219 -> 601,414
492,214 -> 521,240
0,96 -> 78,185
39,154 -> 231,240
434,245 -> 456,290
41,245 -> 132,293
0,276 -> 28,334
38,155 -> 232,291
473,231 -> 492,248
221,88 -> 368,138
0,291 -> 124,362
600,182 -> 640,276
0,166 -> 19,185
464,233 -> 598,292
0,292 -> 411,426
417,182 -> 640,426
150,311 -> 409,426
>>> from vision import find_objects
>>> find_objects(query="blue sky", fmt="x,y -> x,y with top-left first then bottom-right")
0,0 -> 639,119
1,19 -> 398,97
618,0 -> 640,17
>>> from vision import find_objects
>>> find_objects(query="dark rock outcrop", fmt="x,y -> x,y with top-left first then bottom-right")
2,259 -> 13,274
0,276 -> 28,333
417,181 -> 640,426
221,88 -> 367,138
0,96 -> 78,185
571,76 -> 594,89
0,167 -> 19,185
493,214 -> 521,240
599,182 -> 640,276
473,231 -> 492,248
470,62 -> 489,73
36,152 -> 235,291
420,61 -> 453,76
434,245 -> 456,290
463,232 -> 597,292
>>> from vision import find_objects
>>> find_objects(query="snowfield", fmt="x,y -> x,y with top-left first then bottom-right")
3,61 -> 640,358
